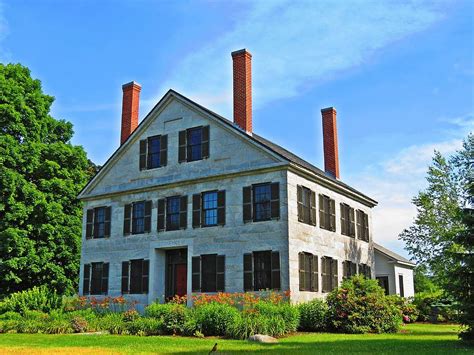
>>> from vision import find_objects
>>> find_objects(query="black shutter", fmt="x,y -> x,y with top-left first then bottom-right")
179,196 -> 188,229
192,256 -> 201,292
178,130 -> 187,163
216,255 -> 225,292
340,204 -> 346,235
83,264 -> 90,295
349,208 -> 355,237
139,139 -> 147,170
297,186 -> 303,222
217,190 -> 225,226
321,257 -> 328,293
157,199 -> 166,232
101,263 -> 109,295
271,251 -> 281,290
192,194 -> 201,228
86,209 -> 94,239
93,208 -> 99,239
310,190 -> 317,226
311,254 -> 318,292
142,260 -> 149,293
104,207 -> 111,238
331,259 -> 338,291
121,261 -> 130,294
319,195 -> 325,229
243,253 -> 253,291
343,261 -> 348,279
243,186 -> 252,223
160,134 -> 168,167
363,213 -> 369,241
351,262 -> 356,277
123,204 -> 132,236
144,200 -> 152,233
329,199 -> 336,231
202,126 -> 210,159
270,183 -> 280,219
356,210 -> 362,239
298,252 -> 305,291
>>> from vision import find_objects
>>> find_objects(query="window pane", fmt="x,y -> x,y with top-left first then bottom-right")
148,136 -> 161,168
201,254 -> 217,292
253,185 -> 271,221
167,197 -> 181,230
254,251 -> 271,290
202,192 -> 218,226
95,207 -> 105,238
133,202 -> 145,234
187,128 -> 202,161
91,263 -> 103,294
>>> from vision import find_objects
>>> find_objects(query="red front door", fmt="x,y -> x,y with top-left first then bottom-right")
175,263 -> 187,297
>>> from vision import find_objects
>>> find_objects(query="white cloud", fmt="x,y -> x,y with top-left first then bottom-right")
157,0 -> 448,115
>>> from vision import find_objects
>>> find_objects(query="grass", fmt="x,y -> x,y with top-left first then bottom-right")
0,323 -> 472,354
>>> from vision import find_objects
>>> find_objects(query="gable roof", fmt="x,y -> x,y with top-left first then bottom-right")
79,89 -> 377,207
374,243 -> 416,267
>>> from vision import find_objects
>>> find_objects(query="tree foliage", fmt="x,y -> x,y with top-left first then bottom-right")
0,63 -> 93,296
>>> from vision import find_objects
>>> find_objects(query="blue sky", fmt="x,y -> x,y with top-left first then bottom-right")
1,0 -> 472,257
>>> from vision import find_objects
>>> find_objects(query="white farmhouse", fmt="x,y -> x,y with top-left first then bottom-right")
78,49 -> 390,307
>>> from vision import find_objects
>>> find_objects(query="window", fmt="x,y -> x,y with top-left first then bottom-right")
83,262 -> 109,295
139,135 -> 168,170
342,260 -> 357,279
123,201 -> 152,235
319,195 -> 336,231
297,186 -> 316,226
321,256 -> 338,292
377,276 -> 389,295
299,252 -> 318,292
399,275 -> 404,297
121,259 -> 149,294
356,210 -> 369,242
243,183 -> 280,223
178,126 -> 210,163
192,191 -> 225,228
243,251 -> 280,291
358,263 -> 371,278
340,204 -> 355,237
191,254 -> 225,292
157,196 -> 188,232
86,207 -> 111,239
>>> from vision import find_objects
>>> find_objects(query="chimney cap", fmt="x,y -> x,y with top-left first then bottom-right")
122,81 -> 142,90
321,107 -> 336,113
231,48 -> 252,58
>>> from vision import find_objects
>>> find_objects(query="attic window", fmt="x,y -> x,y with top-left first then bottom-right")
178,126 -> 210,163
139,135 -> 168,170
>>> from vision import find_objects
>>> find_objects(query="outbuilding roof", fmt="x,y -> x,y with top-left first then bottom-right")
374,242 -> 416,267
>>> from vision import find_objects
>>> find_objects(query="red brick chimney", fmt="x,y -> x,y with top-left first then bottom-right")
321,107 -> 340,179
120,81 -> 141,145
232,49 -> 252,133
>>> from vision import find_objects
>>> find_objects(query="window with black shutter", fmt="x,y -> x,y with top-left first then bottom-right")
340,204 -> 355,237
87,262 -> 109,295
124,201 -> 151,235
121,259 -> 149,294
297,186 -> 316,226
158,196 -> 187,232
321,256 -> 338,292
191,254 -> 225,293
166,197 -> 180,231
244,251 -> 280,291
139,135 -> 168,170
243,183 -> 280,223
178,126 -> 210,163
319,194 -> 336,232
299,252 -> 318,292
193,190 -> 226,228
356,210 -> 370,242
358,263 -> 372,279
342,260 -> 357,279
86,207 -> 111,239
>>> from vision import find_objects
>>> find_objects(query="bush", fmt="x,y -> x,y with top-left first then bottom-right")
253,301 -> 299,333
44,318 -> 73,334
71,316 -> 88,333
23,310 -> 48,321
298,299 -> 328,331
0,286 -> 62,315
327,275 -> 402,334
100,313 -> 127,334
413,290 -> 456,322
145,302 -> 189,335
193,303 -> 239,336
16,319 -> 44,334
0,320 -> 19,333
126,317 -> 164,336
0,311 -> 22,321
387,295 -> 419,323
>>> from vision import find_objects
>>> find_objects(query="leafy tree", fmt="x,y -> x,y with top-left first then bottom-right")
413,265 -> 440,294
0,63 -> 93,296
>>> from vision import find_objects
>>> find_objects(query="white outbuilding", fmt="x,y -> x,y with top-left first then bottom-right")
374,243 -> 415,298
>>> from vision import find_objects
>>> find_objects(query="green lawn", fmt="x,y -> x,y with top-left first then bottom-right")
0,323 -> 471,354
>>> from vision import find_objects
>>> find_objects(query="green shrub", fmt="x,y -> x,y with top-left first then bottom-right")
413,290 -> 456,322
193,303 -> 239,336
327,275 -> 402,334
254,301 -> 300,333
0,311 -> 22,321
100,313 -> 127,334
387,295 -> 419,323
145,302 -> 189,335
0,286 -> 62,315
123,309 -> 140,322
44,318 -> 73,334
71,316 -> 88,333
298,299 -> 328,331
16,319 -> 45,334
126,317 -> 164,336
0,320 -> 19,333
23,310 -> 48,321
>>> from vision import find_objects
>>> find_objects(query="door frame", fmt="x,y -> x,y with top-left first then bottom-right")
165,248 -> 188,300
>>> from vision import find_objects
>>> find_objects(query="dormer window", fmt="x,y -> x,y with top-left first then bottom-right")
139,135 -> 168,170
179,126 -> 210,163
